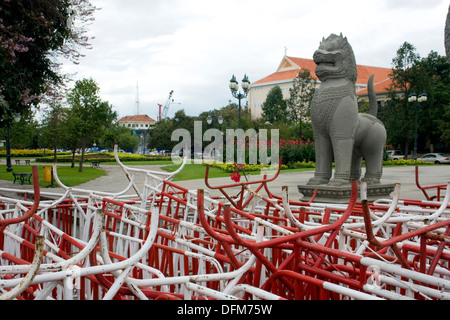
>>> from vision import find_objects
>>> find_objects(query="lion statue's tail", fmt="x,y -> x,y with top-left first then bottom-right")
368,74 -> 378,117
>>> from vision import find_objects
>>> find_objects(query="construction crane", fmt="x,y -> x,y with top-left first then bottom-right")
158,90 -> 174,121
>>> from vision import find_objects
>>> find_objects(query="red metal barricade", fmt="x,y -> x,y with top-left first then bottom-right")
0,153 -> 449,300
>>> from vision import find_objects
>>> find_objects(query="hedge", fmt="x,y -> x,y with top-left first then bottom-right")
279,138 -> 315,165
0,149 -> 64,158
382,159 -> 433,166
38,152 -> 172,163
206,162 -> 289,173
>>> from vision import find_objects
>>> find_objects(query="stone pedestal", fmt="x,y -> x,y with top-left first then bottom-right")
297,182 -> 395,203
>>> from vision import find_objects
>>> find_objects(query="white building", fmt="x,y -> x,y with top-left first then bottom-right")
118,114 -> 156,131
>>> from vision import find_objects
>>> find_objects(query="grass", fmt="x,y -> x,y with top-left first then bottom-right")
0,164 -> 106,188
161,163 -> 232,181
101,160 -> 173,166
0,161 -> 317,187
161,163 -> 315,181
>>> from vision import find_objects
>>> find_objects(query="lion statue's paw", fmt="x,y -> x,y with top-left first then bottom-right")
306,177 -> 330,186
327,178 -> 351,187
362,177 -> 381,185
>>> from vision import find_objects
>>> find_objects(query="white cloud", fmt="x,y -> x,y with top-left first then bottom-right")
61,0 -> 449,120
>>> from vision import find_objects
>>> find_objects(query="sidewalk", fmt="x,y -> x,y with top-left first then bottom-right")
1,162 -> 448,202
176,165 -> 449,201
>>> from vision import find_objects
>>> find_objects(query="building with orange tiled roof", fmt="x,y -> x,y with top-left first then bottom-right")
248,55 -> 397,120
118,114 -> 156,154
118,114 -> 156,130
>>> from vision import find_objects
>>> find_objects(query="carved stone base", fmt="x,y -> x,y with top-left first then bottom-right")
298,182 -> 396,203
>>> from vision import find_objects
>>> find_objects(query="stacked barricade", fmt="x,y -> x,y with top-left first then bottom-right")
0,148 -> 449,300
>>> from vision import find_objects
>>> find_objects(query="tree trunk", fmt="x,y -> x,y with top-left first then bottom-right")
53,137 -> 58,164
71,149 -> 76,168
78,135 -> 86,172
404,141 -> 410,160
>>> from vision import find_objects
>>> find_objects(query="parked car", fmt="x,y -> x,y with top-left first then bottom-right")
417,153 -> 450,164
387,150 -> 405,160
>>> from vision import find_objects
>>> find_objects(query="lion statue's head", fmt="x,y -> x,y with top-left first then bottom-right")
313,33 -> 357,83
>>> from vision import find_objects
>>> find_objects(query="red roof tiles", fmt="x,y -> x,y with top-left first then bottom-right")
253,56 -> 394,94
118,115 -> 156,123
253,69 -> 301,85
356,77 -> 395,95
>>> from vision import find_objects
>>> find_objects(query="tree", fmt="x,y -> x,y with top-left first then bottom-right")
67,78 -> 116,172
415,51 -> 450,149
441,102 -> 450,144
381,42 -> 421,156
199,103 -> 252,132
101,125 -> 138,151
0,0 -> 96,125
262,86 -> 287,124
381,43 -> 450,155
2,112 -> 39,149
40,104 -> 72,162
62,111 -> 82,168
287,69 -> 316,136
147,118 -> 176,151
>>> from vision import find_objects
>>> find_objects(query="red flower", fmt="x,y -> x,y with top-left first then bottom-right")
230,162 -> 247,183
230,172 -> 241,182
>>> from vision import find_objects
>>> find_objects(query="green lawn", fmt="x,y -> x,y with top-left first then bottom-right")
0,164 -> 106,188
101,160 -> 173,166
161,163 -> 232,181
0,161 -> 315,187
161,163 -> 315,181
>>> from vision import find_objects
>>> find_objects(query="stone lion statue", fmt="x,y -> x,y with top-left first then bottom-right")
307,33 -> 387,187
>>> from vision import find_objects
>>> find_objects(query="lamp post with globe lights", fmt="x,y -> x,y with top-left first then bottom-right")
229,74 -> 250,130
408,92 -> 427,160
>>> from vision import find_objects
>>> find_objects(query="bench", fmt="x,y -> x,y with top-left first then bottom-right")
91,161 -> 100,169
13,172 -> 32,185
14,159 -> 31,165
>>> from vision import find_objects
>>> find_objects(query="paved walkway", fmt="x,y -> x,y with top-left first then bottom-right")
1,161 -> 448,202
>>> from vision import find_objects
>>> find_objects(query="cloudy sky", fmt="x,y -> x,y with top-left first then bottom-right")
61,0 -> 449,120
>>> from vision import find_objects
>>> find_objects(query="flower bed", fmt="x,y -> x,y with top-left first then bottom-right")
279,138 -> 315,165
207,161 -> 288,173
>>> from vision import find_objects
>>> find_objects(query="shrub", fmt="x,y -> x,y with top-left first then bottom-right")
220,137 -> 316,166
382,159 -> 432,166
285,160 -> 316,169
38,152 -> 172,163
207,162 -> 288,173
0,149 -> 60,158
279,138 -> 315,165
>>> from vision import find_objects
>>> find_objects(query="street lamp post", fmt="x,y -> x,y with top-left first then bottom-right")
6,113 -> 21,172
206,114 -> 224,162
229,74 -> 250,129
408,92 -> 427,160
206,114 -> 223,126
140,133 -> 146,155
